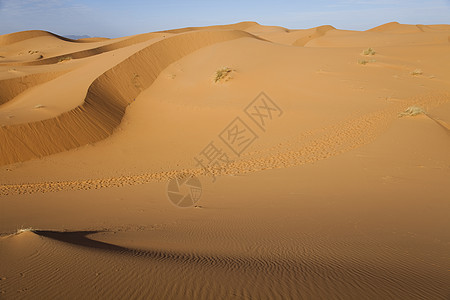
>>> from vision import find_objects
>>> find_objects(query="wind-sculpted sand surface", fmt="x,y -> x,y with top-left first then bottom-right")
1,21 -> 449,299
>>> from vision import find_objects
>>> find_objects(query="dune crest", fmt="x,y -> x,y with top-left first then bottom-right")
1,32 -> 168,66
292,25 -> 336,46
160,21 -> 260,34
367,21 -> 436,33
0,30 -> 77,46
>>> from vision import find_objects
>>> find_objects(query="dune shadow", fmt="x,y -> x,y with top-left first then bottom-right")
33,230 -> 129,252
31,230 -> 262,269
32,230 -> 199,263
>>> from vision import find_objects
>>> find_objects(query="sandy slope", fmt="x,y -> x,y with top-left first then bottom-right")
0,21 -> 449,299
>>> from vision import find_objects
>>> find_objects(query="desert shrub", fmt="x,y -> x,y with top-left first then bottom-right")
17,228 -> 34,234
58,56 -> 72,63
362,48 -> 376,55
215,67 -> 233,82
398,106 -> 426,117
411,69 -> 423,76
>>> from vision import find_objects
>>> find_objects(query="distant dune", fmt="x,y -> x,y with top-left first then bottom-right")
64,34 -> 92,40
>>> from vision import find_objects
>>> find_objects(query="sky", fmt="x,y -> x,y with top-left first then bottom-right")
0,0 -> 449,38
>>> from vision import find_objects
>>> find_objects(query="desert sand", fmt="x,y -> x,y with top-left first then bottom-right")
0,21 -> 449,299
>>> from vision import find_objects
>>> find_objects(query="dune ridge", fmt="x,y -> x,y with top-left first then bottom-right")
0,30 -> 79,46
159,21 -> 260,34
0,30 -> 259,166
0,32 -> 169,66
366,22 -> 450,33
292,25 -> 336,46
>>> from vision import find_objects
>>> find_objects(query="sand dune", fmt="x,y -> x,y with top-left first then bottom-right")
305,28 -> 450,47
159,21 -> 260,34
0,21 -> 449,299
292,25 -> 336,46
368,21 -> 450,33
0,36 -> 168,125
0,32 -> 168,66
77,37 -> 110,43
0,30 -> 78,46
368,21 -> 422,33
0,30 -> 257,165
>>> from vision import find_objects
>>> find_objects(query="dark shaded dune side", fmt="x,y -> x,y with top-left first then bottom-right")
0,30 -> 259,166
0,71 -> 70,105
292,25 -> 335,46
0,30 -> 78,46
2,32 -> 168,66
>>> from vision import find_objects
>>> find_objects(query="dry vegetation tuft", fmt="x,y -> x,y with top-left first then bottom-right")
58,56 -> 72,63
214,67 -> 233,83
398,106 -> 426,117
362,48 -> 376,55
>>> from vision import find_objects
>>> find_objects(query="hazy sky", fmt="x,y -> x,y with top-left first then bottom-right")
1,0 -> 449,38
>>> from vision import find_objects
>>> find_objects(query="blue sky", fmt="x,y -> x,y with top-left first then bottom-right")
0,0 -> 449,38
